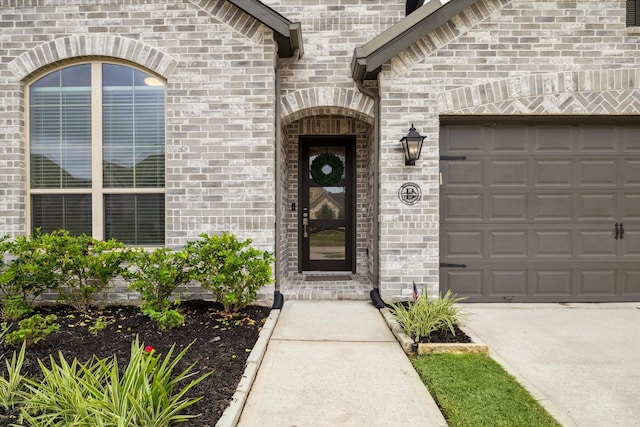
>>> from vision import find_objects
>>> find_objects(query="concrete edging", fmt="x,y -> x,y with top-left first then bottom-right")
379,307 -> 489,355
215,308 -> 280,427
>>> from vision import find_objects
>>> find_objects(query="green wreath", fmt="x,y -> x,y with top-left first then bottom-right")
311,153 -> 344,186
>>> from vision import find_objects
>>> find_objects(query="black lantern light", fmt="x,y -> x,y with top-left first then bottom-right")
399,124 -> 425,166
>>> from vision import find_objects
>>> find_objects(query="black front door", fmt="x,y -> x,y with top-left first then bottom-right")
299,136 -> 355,272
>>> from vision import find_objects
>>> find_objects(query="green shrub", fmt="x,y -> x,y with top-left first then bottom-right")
0,342 -> 26,411
126,248 -> 191,311
20,337 -> 212,426
54,232 -> 132,313
0,231 -> 67,319
389,290 -> 468,343
125,247 -> 191,327
4,314 -> 60,348
185,233 -> 274,313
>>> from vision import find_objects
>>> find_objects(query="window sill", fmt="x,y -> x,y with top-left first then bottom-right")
626,26 -> 640,35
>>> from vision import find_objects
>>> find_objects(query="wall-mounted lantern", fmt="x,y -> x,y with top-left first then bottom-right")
399,124 -> 425,166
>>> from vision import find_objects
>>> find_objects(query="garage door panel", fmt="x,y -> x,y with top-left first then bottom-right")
533,230 -> 572,258
533,159 -> 573,187
445,160 -> 483,187
489,126 -> 528,153
532,193 -> 573,221
534,270 -> 572,295
577,193 -> 616,221
578,127 -> 618,152
442,194 -> 483,222
490,270 -> 527,295
578,270 -> 616,295
489,194 -> 528,221
442,270 -> 483,296
619,194 -> 640,221
441,126 -> 485,153
622,270 -> 640,294
619,228 -> 640,259
576,230 -> 617,258
576,159 -> 617,187
442,230 -> 483,258
620,160 -> 640,187
532,126 -> 574,152
488,159 -> 528,187
619,127 -> 640,151
489,230 -> 528,258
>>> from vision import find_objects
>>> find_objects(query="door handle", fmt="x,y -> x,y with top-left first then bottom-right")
614,223 -> 619,240
620,223 -> 624,240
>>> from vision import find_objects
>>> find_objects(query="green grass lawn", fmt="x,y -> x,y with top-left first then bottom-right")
412,353 -> 560,427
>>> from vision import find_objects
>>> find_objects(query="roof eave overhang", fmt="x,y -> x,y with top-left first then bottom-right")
227,0 -> 304,59
351,0 -> 478,82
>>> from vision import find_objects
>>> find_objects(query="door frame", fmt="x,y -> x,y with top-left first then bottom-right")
298,135 -> 356,273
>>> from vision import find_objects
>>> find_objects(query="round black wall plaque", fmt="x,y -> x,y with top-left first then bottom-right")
399,182 -> 421,205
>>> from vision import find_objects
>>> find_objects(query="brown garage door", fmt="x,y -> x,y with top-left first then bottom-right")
440,119 -> 640,302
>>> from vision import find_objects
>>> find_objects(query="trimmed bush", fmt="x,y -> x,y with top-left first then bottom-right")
185,233 -> 274,313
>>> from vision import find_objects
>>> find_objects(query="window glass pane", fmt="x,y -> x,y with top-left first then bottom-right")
104,194 -> 164,245
30,64 -> 92,189
32,194 -> 92,236
102,64 -> 165,189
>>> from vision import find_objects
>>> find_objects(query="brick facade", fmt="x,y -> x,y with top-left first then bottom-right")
376,0 -> 640,298
2,0 -> 640,301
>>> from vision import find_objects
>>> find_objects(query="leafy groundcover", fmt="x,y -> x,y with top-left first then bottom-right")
0,300 -> 270,427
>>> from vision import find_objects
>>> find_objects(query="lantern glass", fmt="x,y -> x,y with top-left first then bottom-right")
400,124 -> 425,166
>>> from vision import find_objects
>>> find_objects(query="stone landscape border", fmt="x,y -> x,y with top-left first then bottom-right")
379,307 -> 489,355
215,309 -> 281,427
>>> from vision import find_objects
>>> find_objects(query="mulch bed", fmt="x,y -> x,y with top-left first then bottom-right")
417,325 -> 472,344
0,300 -> 270,427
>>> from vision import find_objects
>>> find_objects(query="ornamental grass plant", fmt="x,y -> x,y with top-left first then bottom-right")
389,289 -> 468,343
19,337 -> 211,426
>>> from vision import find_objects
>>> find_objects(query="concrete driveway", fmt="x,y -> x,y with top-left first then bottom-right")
463,303 -> 640,427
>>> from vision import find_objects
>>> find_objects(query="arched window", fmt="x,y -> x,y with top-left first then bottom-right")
27,62 -> 165,245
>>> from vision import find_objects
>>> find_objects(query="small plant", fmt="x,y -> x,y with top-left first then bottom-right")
0,342 -> 26,411
88,317 -> 109,335
4,314 -> 60,347
185,232 -> 274,313
1,296 -> 33,322
20,337 -> 212,426
55,232 -> 132,313
389,290 -> 468,343
125,247 -> 191,328
143,307 -> 184,331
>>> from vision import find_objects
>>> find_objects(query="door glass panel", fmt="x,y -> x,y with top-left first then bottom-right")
308,146 -> 346,181
309,226 -> 346,260
310,186 -> 345,220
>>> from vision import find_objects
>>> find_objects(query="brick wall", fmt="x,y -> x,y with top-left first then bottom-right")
378,0 -> 640,298
0,0 -> 278,253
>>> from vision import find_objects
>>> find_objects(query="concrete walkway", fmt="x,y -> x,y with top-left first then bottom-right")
464,303 -> 640,427
237,300 -> 447,427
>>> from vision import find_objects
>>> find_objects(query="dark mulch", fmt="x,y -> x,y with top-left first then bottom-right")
0,300 -> 270,427
417,325 -> 472,344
